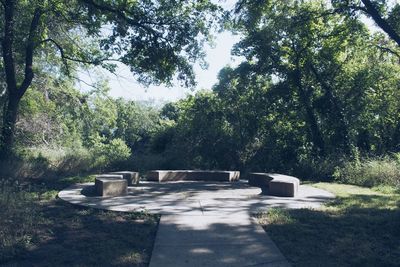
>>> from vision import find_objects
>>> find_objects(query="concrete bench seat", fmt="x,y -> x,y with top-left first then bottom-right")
248,173 -> 300,197
95,174 -> 127,197
269,174 -> 300,197
147,170 -> 240,182
248,173 -> 274,188
108,171 -> 140,186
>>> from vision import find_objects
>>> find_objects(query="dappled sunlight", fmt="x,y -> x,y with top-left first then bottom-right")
2,0 -> 400,266
150,214 -> 289,266
55,178 -> 337,266
58,181 -> 335,216
3,199 -> 159,266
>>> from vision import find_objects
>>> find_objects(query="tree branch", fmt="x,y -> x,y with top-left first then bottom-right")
39,38 -> 71,73
375,45 -> 400,59
40,38 -> 122,73
79,0 -> 162,39
2,0 -> 17,94
18,7 -> 42,98
360,0 -> 400,47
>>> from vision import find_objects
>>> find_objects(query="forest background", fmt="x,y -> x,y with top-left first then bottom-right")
1,0 -> 400,190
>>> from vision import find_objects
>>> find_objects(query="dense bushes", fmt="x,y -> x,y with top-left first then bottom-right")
1,140 -> 132,181
0,78 -> 162,178
334,155 -> 400,188
1,146 -> 102,179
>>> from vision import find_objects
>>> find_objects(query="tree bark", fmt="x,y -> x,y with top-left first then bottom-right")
361,0 -> 400,47
0,1 -> 42,158
1,0 -> 17,158
1,94 -> 20,157
391,114 -> 400,151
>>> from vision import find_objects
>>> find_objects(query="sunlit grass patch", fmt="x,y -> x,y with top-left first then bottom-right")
255,208 -> 295,225
256,183 -> 400,266
313,182 -> 400,211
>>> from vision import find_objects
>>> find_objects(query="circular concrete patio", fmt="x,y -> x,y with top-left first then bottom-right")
58,181 -> 335,215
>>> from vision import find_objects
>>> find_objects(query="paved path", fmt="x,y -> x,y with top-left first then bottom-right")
150,214 -> 290,267
59,181 -> 335,266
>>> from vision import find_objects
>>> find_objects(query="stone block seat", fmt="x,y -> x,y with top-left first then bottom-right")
95,174 -> 127,197
108,171 -> 140,186
147,170 -> 240,182
248,173 -> 300,197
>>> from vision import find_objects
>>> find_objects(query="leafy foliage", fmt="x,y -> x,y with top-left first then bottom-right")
2,0 -> 400,183
0,0 -> 221,155
145,0 -> 400,181
333,155 -> 400,188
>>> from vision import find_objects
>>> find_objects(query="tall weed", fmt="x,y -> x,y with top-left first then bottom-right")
333,155 -> 400,188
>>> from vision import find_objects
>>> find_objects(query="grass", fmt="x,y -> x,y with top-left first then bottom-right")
0,175 -> 159,266
255,183 -> 400,267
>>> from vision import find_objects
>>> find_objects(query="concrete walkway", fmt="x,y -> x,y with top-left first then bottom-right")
58,181 -> 335,266
150,214 -> 290,267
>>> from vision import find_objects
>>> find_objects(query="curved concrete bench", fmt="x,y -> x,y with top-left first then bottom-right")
269,174 -> 300,197
248,173 -> 300,197
248,173 -> 274,188
95,174 -> 127,197
108,171 -> 140,186
147,170 -> 240,182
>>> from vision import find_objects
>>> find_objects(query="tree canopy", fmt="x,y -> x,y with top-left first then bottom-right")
143,0 -> 400,177
0,0 -> 221,156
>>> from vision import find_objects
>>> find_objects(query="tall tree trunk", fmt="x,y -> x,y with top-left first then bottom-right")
1,94 -> 20,157
0,1 -> 42,158
309,64 -> 352,154
292,66 -> 326,156
391,114 -> 400,151
1,0 -> 18,158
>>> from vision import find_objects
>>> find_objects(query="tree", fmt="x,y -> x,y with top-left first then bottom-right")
114,98 -> 161,151
231,0 -> 400,157
332,0 -> 400,47
0,0 -> 220,157
213,64 -> 273,168
232,1 -> 347,155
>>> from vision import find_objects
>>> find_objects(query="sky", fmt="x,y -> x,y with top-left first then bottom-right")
95,32 -> 241,103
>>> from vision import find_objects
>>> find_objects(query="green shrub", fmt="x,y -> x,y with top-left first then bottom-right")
106,138 -> 132,165
333,156 -> 400,188
0,140 -> 133,179
130,152 -> 171,172
90,137 -> 132,169
294,155 -> 346,181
